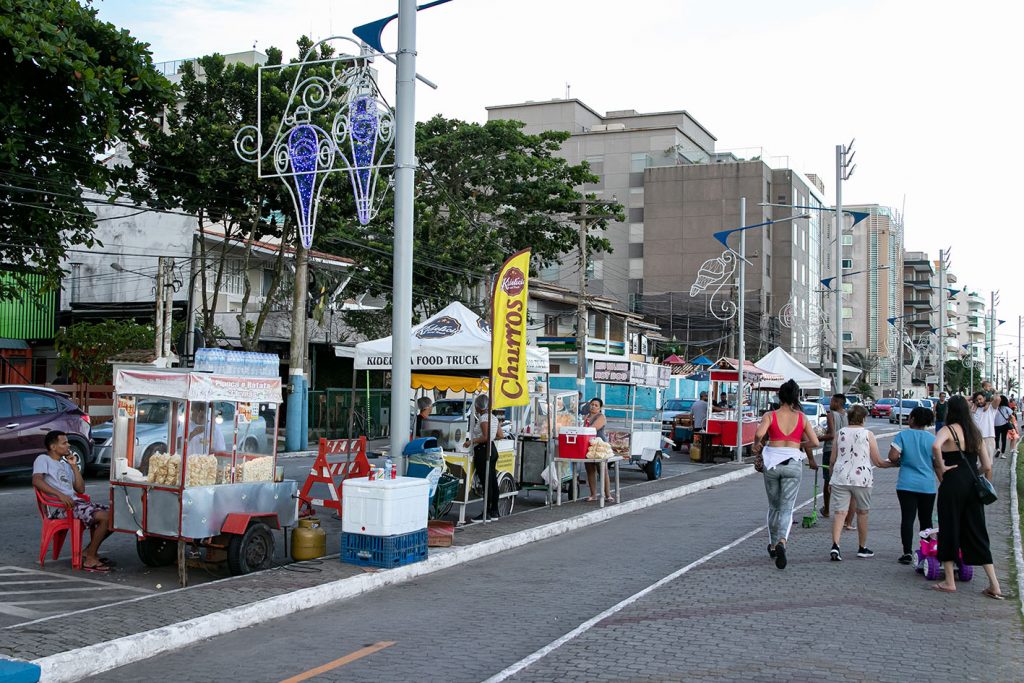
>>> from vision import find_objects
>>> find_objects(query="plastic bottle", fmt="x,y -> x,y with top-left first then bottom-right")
383,455 -> 393,480
194,348 -> 208,372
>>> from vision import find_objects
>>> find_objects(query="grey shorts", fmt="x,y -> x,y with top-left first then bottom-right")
830,484 -> 871,512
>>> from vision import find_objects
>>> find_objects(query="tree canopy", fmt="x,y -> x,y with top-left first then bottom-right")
328,116 -> 620,335
0,0 -> 174,300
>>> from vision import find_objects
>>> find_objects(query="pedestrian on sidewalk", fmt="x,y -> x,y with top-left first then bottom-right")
931,396 -> 1004,598
752,379 -> 819,570
887,407 -> 937,565
993,395 -> 1012,457
828,405 -> 892,561
934,392 -> 948,433
469,395 -> 503,521
818,394 -> 848,519
970,392 -> 999,460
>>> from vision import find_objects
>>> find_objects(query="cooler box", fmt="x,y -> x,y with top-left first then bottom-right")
558,426 -> 596,459
342,476 -> 430,536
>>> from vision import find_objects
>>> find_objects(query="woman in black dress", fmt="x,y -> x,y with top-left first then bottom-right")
931,395 -> 1004,598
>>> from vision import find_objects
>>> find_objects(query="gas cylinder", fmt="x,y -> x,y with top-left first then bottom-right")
291,517 -> 326,561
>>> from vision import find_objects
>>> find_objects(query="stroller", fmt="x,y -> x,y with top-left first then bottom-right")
914,528 -> 973,582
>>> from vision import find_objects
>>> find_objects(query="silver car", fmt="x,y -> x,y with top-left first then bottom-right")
418,398 -> 473,450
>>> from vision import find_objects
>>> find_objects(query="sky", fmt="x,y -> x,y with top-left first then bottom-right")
93,0 -> 1024,359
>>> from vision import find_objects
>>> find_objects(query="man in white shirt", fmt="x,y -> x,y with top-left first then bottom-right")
971,391 -> 1000,460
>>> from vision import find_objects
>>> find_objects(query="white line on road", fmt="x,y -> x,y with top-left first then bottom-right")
0,586 -> 141,596
0,567 -> 152,592
483,494 -> 815,683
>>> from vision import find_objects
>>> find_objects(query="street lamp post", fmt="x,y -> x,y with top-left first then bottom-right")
835,140 -> 856,392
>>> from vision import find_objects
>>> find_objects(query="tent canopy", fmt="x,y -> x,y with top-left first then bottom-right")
755,347 -> 830,393
690,354 -> 715,367
662,354 -> 686,365
354,301 -> 549,373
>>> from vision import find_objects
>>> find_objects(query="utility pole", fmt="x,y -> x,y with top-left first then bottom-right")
834,139 -> 855,393
574,201 -> 591,423
163,258 -> 174,359
154,256 -> 165,358
286,244 -> 309,451
736,197 -> 746,463
937,249 -> 945,394
1018,315 -> 1021,401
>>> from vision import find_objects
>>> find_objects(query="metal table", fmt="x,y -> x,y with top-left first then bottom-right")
552,456 -> 623,509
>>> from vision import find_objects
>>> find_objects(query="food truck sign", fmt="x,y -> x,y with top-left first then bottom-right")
490,249 -> 531,409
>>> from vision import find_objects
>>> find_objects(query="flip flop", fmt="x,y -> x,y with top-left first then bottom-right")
585,495 -> 598,502
605,495 -> 616,503
930,584 -> 956,593
82,563 -> 112,573
983,588 -> 1006,600
97,557 -> 116,567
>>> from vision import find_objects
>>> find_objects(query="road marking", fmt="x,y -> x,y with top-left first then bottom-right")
279,641 -> 396,683
483,494 -> 815,683
0,586 -> 137,596
0,567 -> 151,592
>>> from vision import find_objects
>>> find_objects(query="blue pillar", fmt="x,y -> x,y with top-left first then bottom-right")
285,373 -> 308,452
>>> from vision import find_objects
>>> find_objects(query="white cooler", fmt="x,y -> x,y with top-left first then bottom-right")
342,476 -> 430,536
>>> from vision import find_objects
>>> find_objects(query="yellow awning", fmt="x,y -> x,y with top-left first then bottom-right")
411,373 -> 488,393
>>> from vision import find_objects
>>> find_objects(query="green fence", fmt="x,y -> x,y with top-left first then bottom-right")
308,388 -> 393,440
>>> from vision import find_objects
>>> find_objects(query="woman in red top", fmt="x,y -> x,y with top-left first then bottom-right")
753,379 -> 819,569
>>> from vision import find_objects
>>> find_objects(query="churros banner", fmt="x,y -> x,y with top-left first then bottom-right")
490,249 -> 531,409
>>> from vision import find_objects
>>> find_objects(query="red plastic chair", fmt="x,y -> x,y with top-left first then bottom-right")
35,490 -> 85,569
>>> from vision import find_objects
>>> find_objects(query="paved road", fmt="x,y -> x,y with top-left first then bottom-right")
85,428 -> 1020,683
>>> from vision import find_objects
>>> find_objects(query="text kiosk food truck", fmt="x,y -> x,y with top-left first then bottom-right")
590,360 -> 671,480
702,358 -> 782,459
353,302 -> 551,524
108,369 -> 294,582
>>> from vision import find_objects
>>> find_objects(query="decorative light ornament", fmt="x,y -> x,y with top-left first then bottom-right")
234,37 -> 396,248
688,250 -> 737,322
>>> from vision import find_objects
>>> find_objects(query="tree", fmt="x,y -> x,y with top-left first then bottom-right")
945,357 -> 981,394
55,320 -> 154,384
851,380 -> 875,400
328,116 -> 621,336
0,0 -> 174,300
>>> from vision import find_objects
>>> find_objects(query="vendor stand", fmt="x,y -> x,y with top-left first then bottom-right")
353,302 -> 551,524
107,369 -> 293,584
702,358 -> 782,461
589,360 -> 671,480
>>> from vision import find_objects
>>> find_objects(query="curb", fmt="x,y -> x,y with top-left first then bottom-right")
33,466 -> 756,682
1010,448 -> 1024,621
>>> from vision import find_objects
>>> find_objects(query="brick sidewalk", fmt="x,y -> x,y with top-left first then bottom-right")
508,455 -> 1024,682
0,461 -> 748,663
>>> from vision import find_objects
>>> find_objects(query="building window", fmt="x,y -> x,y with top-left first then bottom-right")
544,315 -> 559,336
842,307 -> 853,319
630,153 -> 650,173
842,282 -> 853,294
842,234 -> 854,246
628,223 -> 644,243
842,258 -> 854,270
842,331 -> 853,342
629,258 -> 644,279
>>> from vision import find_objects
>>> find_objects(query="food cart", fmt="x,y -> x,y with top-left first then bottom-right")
353,301 -> 551,524
702,358 -> 782,460
590,360 -> 671,480
107,369 -> 294,583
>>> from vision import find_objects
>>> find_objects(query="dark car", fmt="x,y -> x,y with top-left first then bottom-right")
0,386 -> 92,478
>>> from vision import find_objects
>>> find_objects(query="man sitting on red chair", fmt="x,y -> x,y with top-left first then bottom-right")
32,430 -> 112,572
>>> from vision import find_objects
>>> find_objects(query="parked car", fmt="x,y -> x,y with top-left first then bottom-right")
846,394 -> 864,406
661,398 -> 696,432
90,399 -> 269,473
818,396 -> 853,411
890,399 -> 923,425
418,398 -> 473,450
0,385 -> 92,478
870,398 -> 897,418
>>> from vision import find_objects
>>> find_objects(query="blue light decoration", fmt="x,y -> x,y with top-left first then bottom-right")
234,37 -> 396,249
288,125 -> 320,247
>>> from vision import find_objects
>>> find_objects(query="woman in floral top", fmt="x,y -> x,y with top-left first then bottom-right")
829,405 -> 892,561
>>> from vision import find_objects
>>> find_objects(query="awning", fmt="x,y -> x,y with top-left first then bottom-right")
411,374 -> 488,393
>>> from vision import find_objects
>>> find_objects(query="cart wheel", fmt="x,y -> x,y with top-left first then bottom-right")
136,537 -> 177,567
645,454 -> 663,481
497,475 -> 517,517
924,556 -> 942,581
957,559 -> 974,582
227,522 -> 275,575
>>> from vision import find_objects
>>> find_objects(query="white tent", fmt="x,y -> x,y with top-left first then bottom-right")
352,301 -> 549,373
755,347 -> 830,394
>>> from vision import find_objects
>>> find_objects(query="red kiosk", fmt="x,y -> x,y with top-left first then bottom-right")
701,358 -> 782,460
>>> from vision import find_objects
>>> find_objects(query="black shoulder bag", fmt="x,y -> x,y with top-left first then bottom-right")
951,428 -> 997,505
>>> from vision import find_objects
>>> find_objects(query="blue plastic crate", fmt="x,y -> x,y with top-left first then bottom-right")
341,529 -> 428,568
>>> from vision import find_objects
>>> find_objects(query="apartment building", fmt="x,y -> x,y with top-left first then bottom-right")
486,98 -> 826,364
901,251 -> 936,392
956,291 -> 987,367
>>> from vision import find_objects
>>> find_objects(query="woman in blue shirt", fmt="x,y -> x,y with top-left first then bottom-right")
887,406 -> 937,564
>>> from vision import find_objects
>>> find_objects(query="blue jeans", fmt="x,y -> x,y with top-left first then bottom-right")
763,460 -> 803,545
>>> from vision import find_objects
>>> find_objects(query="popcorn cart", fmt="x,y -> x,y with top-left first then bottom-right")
107,369 -> 295,583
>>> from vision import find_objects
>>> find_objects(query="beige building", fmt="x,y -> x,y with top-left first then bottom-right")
956,290 -> 987,367
486,98 -> 827,365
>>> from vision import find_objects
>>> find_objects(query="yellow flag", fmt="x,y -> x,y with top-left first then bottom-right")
490,249 -> 531,409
